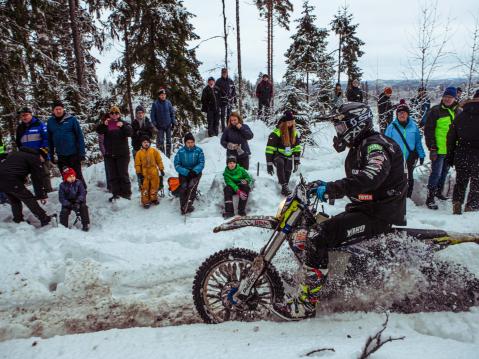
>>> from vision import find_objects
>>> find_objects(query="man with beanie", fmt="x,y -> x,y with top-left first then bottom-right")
256,74 -> 273,118
201,77 -> 222,137
150,89 -> 176,158
0,147 -> 51,226
223,155 -> 253,218
216,68 -> 237,132
447,89 -> 479,214
47,100 -> 87,188
96,105 -> 133,202
58,167 -> 89,231
378,87 -> 394,133
346,79 -> 363,103
15,107 -> 52,192
174,133 -> 205,214
424,86 -> 461,209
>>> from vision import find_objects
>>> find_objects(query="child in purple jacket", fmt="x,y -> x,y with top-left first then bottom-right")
59,167 -> 90,231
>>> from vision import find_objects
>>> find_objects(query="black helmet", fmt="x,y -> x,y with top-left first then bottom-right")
331,102 -> 373,152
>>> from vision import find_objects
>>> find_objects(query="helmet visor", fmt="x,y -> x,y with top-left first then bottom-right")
334,121 -> 348,136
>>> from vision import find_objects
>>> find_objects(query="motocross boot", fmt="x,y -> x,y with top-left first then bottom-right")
271,266 -> 328,321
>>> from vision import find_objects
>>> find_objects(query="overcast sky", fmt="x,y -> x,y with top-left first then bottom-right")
95,0 -> 479,83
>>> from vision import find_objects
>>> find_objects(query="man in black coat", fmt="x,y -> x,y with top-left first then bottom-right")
201,77 -> 222,137
447,90 -> 479,214
377,87 -> 394,133
0,147 -> 51,225
346,79 -> 363,103
216,68 -> 236,132
256,74 -> 273,118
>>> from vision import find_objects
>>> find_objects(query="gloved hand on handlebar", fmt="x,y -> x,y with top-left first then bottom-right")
310,180 -> 327,202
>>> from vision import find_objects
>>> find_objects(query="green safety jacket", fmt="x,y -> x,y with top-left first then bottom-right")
265,128 -> 301,164
424,103 -> 460,154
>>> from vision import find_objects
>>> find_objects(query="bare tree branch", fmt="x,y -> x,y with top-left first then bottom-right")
305,348 -> 336,357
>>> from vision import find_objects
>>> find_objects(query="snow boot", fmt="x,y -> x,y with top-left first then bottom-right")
109,194 -> 120,202
426,190 -> 438,210
453,201 -> 462,215
82,224 -> 89,232
143,203 -> 151,209
436,192 -> 449,200
271,266 -> 327,321
281,183 -> 291,196
40,215 -> 52,227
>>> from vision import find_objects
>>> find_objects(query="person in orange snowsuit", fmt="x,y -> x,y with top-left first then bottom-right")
134,136 -> 165,208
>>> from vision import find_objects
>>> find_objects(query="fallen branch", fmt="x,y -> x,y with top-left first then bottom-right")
357,313 -> 405,359
305,347 -> 335,357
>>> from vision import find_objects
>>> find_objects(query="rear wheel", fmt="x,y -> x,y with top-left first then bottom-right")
192,248 -> 284,323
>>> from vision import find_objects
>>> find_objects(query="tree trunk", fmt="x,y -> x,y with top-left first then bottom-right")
306,72 -> 309,104
123,21 -> 135,122
267,6 -> 271,78
337,33 -> 342,84
236,0 -> 242,114
68,0 -> 85,89
222,0 -> 228,69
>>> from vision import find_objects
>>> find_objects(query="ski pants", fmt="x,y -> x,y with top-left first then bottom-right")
305,211 -> 391,270
60,203 -> 90,228
427,154 -> 449,193
179,173 -> 202,211
57,154 -> 86,190
273,155 -> 293,185
156,127 -> 172,157
207,110 -> 220,137
6,186 -> 49,223
219,105 -> 231,132
140,173 -> 160,205
224,183 -> 250,215
453,156 -> 479,209
105,155 -> 131,197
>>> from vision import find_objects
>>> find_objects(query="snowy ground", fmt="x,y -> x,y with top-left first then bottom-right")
1,120 -> 478,358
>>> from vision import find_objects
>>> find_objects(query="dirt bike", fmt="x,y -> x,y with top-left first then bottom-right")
192,174 -> 479,324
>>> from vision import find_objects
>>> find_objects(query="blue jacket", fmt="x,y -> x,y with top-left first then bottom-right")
47,113 -> 86,157
150,99 -> 176,129
59,179 -> 86,207
385,117 -> 426,160
174,145 -> 205,176
220,124 -> 254,158
15,117 -> 49,158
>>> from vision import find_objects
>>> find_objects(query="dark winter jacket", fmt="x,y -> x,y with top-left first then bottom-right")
96,119 -> 133,157
346,87 -> 363,103
424,102 -> 460,154
201,85 -> 222,113
265,128 -> 301,164
223,164 -> 253,192
447,99 -> 479,166
174,145 -> 205,177
47,113 -> 86,157
326,131 -> 407,225
131,117 -> 154,151
377,93 -> 394,129
59,179 -> 86,207
410,94 -> 431,127
256,80 -> 273,103
216,76 -> 236,106
0,147 -> 47,199
384,118 -> 425,160
150,99 -> 176,129
220,124 -> 254,158
15,117 -> 49,158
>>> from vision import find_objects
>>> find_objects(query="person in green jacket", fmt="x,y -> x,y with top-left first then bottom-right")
424,86 -> 461,209
223,155 -> 253,218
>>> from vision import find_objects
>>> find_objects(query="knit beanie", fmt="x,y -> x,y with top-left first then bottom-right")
17,107 -> 33,114
184,132 -> 195,143
226,155 -> 237,164
135,105 -> 145,113
278,110 -> 294,124
62,167 -> 77,182
396,99 -> 410,115
384,87 -> 393,95
443,86 -> 457,98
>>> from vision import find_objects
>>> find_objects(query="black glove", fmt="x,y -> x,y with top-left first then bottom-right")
188,170 -> 198,179
160,170 -> 165,177
267,163 -> 274,176
293,160 -> 300,173
420,157 -> 425,165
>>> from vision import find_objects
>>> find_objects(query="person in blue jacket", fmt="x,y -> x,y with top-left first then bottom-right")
15,107 -> 52,192
174,133 -> 205,214
385,99 -> 426,198
47,100 -> 87,188
150,88 -> 176,158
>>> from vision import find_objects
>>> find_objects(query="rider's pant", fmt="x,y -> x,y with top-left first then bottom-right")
305,211 -> 391,269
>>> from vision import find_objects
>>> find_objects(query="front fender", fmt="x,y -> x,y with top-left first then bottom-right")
213,215 -> 279,233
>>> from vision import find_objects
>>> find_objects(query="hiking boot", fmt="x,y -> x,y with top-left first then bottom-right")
452,201 -> 462,215
109,195 -> 120,202
436,193 -> 449,200
223,212 -> 235,219
120,194 -> 131,200
426,190 -> 438,210
271,266 -> 327,321
13,217 -> 24,224
281,183 -> 291,196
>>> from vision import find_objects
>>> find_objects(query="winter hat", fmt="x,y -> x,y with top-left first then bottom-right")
443,86 -> 457,98
278,110 -> 294,123
52,100 -> 64,109
226,155 -> 237,164
183,132 -> 195,143
17,106 -> 32,114
158,88 -> 166,96
384,87 -> 393,95
262,74 -> 269,79
474,89 -> 479,99
396,99 -> 410,115
110,105 -> 121,114
62,167 -> 76,182
135,105 -> 145,113
207,76 -> 215,82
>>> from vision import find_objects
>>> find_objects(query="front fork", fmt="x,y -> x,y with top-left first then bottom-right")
233,210 -> 301,303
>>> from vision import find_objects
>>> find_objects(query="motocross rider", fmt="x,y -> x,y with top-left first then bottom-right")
272,102 -> 408,321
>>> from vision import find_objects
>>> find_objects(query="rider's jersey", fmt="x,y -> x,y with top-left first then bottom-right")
326,131 -> 407,225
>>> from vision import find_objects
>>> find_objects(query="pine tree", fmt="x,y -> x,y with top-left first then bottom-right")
331,6 -> 365,87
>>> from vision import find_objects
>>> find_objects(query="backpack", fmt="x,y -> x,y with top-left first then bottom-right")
168,177 -> 180,197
